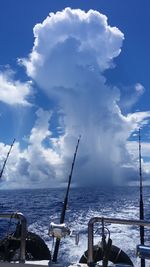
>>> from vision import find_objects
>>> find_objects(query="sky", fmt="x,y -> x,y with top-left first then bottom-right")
0,0 -> 150,189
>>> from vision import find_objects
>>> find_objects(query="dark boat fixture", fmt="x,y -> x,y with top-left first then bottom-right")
0,212 -> 51,262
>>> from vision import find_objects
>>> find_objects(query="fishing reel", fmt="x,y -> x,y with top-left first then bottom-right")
48,222 -> 71,239
48,222 -> 80,245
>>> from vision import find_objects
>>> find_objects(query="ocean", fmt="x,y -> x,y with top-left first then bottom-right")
0,186 -> 150,266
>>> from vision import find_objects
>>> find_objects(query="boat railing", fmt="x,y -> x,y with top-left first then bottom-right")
0,212 -> 27,263
87,216 -> 150,266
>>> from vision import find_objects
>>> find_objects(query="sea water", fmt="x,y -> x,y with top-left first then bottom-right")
0,186 -> 150,266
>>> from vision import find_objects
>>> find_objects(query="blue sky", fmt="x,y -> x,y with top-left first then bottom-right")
0,0 -> 150,188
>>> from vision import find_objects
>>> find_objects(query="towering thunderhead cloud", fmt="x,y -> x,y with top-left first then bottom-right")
19,8 -> 150,186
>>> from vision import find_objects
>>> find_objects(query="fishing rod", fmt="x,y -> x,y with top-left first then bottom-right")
0,138 -> 15,180
52,135 -> 81,262
138,129 -> 145,267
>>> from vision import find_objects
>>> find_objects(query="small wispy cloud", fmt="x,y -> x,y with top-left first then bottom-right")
0,70 -> 32,106
118,83 -> 146,112
135,83 -> 145,96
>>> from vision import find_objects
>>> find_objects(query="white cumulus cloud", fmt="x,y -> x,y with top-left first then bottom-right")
0,108 -> 65,189
21,7 -> 124,90
19,8 -> 150,186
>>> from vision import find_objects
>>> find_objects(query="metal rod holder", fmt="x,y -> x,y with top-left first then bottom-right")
87,216 -> 150,266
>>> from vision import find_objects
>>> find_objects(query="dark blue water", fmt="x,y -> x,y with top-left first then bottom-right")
0,186 -> 150,266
